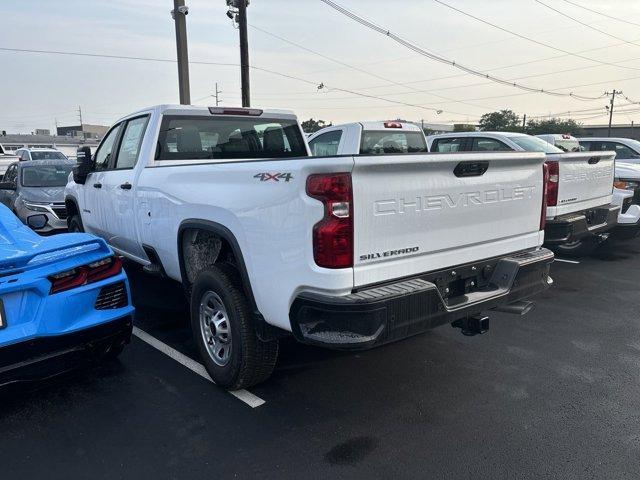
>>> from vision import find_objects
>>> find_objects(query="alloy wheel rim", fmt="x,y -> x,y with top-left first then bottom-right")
199,291 -> 232,366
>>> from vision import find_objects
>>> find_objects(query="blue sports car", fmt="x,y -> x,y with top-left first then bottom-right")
0,205 -> 134,386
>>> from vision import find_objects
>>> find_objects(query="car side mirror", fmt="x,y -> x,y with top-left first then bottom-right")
73,146 -> 93,185
0,181 -> 16,191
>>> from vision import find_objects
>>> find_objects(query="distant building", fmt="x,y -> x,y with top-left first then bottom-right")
0,133 -> 100,159
34,128 -> 51,136
56,123 -> 109,140
581,123 -> 639,141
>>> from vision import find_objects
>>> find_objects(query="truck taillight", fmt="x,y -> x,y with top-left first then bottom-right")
48,256 -> 123,294
306,173 -> 353,269
541,163 -> 549,231
544,160 -> 559,207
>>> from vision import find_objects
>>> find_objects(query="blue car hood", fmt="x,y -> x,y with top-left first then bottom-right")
0,205 -> 105,272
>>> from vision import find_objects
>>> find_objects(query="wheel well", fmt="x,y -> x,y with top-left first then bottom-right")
177,221 -> 288,342
179,227 -> 244,289
65,198 -> 79,225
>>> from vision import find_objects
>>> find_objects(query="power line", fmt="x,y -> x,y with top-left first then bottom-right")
560,0 -> 640,29
431,0 -> 640,72
249,23 -> 491,113
0,45 -> 477,117
534,0 -> 640,47
319,0 -> 611,99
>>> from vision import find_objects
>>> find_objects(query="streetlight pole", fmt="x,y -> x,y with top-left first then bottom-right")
237,0 -> 251,107
172,0 -> 191,105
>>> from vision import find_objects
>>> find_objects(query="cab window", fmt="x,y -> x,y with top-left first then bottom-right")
94,123 -> 122,171
431,137 -> 466,153
115,116 -> 149,169
598,141 -> 638,160
309,130 -> 342,156
360,131 -> 427,154
470,137 -> 512,152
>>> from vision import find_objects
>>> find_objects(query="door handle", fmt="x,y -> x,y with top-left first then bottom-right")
93,183 -> 102,188
120,182 -> 132,190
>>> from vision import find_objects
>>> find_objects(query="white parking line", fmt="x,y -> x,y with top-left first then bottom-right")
554,258 -> 580,264
132,326 -> 266,408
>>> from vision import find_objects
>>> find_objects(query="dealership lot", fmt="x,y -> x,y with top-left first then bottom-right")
2,240 -> 640,479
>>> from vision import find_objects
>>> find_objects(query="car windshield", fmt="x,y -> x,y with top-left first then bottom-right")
30,151 -> 68,161
21,164 -> 74,187
360,131 -> 427,154
508,136 -> 563,154
625,139 -> 640,155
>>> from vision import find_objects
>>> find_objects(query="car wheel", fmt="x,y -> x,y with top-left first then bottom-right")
68,214 -> 83,233
190,264 -> 278,390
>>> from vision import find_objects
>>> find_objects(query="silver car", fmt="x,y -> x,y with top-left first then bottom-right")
0,160 -> 76,234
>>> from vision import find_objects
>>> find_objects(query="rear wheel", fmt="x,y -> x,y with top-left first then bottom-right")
68,214 -> 83,233
190,265 -> 278,390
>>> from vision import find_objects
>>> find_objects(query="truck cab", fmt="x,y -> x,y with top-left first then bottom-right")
307,121 -> 428,156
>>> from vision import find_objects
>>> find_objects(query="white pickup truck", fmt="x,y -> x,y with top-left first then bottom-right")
427,132 -> 620,255
65,105 -> 553,389
307,121 -> 428,156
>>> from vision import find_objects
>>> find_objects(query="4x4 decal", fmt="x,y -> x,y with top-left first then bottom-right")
254,173 -> 294,182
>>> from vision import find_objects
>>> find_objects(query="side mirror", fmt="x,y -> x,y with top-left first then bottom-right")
0,181 -> 16,191
73,146 -> 93,185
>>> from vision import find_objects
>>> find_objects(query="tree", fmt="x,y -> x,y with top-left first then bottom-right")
453,123 -> 476,132
478,110 -> 521,132
301,118 -> 331,133
525,118 -> 584,136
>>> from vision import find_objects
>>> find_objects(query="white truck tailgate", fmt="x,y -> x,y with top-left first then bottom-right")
352,152 -> 545,287
547,151 -> 614,217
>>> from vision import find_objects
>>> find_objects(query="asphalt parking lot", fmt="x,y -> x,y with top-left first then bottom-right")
2,241 -> 640,479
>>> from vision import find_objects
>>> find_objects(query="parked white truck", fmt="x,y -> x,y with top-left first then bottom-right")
307,121 -> 428,156
427,132 -> 620,254
65,105 -> 553,389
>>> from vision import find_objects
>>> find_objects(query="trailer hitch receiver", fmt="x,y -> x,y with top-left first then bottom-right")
452,315 -> 489,336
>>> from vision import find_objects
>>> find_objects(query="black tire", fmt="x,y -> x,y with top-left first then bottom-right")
190,265 -> 278,390
68,214 -> 83,233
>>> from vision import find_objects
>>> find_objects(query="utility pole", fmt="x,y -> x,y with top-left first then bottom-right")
78,106 -> 83,126
522,114 -> 527,133
172,0 -> 191,105
237,0 -> 250,107
215,82 -> 222,106
605,89 -> 622,137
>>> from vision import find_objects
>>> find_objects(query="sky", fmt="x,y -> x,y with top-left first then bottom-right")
1,0 -> 640,133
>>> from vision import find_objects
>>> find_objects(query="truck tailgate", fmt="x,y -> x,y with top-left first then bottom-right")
548,151 -> 614,217
352,152 -> 545,287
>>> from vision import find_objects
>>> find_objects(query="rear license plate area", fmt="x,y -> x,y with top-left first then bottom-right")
422,258 -> 500,305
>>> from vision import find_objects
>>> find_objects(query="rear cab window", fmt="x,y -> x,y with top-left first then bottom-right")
360,131 -> 427,155
156,114 -> 308,161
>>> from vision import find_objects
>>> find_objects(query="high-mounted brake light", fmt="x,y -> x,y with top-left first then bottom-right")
306,173 -> 353,269
384,121 -> 403,128
544,160 -> 559,207
48,256 -> 123,294
208,107 -> 263,116
541,163 -> 549,231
